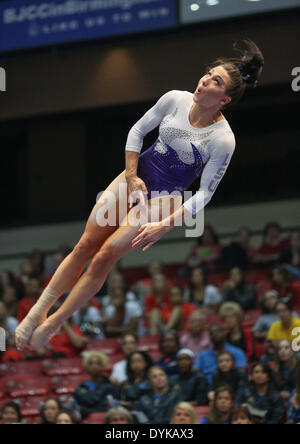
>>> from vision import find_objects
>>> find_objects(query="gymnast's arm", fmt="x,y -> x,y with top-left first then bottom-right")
125,90 -> 179,207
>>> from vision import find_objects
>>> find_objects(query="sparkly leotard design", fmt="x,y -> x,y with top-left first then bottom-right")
126,90 -> 236,215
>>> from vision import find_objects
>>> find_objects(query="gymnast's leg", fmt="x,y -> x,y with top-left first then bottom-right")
30,194 -> 182,350
15,170 -> 128,350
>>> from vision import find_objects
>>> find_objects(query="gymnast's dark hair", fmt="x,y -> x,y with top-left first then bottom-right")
206,39 -> 264,109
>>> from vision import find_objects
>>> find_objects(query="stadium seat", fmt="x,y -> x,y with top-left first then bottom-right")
42,357 -> 84,376
50,374 -> 89,395
194,406 -> 210,422
242,310 -> 261,328
0,375 -> 51,398
84,338 -> 120,355
0,361 -> 43,377
82,412 -> 106,424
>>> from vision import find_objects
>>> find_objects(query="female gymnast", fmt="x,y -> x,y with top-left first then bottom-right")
16,39 -> 264,351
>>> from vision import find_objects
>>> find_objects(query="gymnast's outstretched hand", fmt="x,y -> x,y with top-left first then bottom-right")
131,222 -> 167,252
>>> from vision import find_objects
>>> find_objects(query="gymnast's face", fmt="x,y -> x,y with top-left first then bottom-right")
194,65 -> 232,109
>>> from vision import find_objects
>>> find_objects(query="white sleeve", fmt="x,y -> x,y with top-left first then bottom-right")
183,133 -> 235,215
125,90 -> 180,153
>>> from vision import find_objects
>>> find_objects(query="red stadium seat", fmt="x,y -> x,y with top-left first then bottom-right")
82,412 -> 106,424
0,375 -> 51,398
84,338 -> 121,355
42,357 -> 84,376
0,361 -> 43,377
194,406 -> 210,422
242,309 -> 262,328
23,416 -> 41,424
50,374 -> 89,395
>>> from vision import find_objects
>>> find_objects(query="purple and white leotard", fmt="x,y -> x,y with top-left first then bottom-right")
125,90 -> 236,215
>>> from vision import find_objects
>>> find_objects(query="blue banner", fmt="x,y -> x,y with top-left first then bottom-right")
0,0 -> 177,52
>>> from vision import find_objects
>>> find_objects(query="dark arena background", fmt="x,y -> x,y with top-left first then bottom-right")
0,0 -> 300,428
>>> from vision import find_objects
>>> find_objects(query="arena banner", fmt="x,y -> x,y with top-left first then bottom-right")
179,0 -> 300,25
0,0 -> 177,52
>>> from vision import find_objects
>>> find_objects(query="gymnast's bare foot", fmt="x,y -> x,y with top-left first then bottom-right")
16,315 -> 46,351
30,318 -> 60,351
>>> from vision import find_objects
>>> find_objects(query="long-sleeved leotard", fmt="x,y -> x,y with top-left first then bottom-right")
125,90 -> 236,215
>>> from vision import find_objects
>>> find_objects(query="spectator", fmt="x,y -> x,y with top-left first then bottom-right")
29,249 -> 46,280
273,339 -> 300,401
171,349 -> 209,406
2,286 -> 19,318
184,267 -> 222,311
117,351 -> 153,407
209,351 -> 248,404
170,402 -> 198,424
105,407 -> 134,424
287,367 -> 300,424
0,269 -> 24,300
156,332 -> 180,376
101,271 -> 136,309
271,266 -> 300,308
19,260 -> 35,287
260,339 -> 277,366
223,267 -> 257,311
280,231 -> 300,267
267,301 -> 300,344
240,363 -> 285,424
72,301 -> 103,339
194,325 -> 247,384
180,310 -> 212,355
40,398 -> 62,425
110,333 -> 139,385
253,291 -> 281,341
0,301 -> 18,346
221,227 -> 257,270
103,288 -> 143,337
1,402 -> 22,424
200,386 -> 235,424
73,352 -> 114,417
254,222 -> 288,268
186,225 -> 221,272
219,302 -> 254,358
231,406 -> 253,424
136,366 -> 183,424
145,274 -> 172,335
17,278 -> 42,323
55,410 -> 77,424
131,262 -> 173,302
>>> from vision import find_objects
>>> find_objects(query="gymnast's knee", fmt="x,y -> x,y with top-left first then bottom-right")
87,246 -> 118,277
72,236 -> 99,262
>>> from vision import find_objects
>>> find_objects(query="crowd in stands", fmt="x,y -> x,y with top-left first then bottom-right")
0,222 -> 300,424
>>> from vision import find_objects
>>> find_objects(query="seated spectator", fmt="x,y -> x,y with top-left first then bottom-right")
156,332 -> 180,376
131,261 -> 173,302
171,349 -> 209,406
101,271 -> 136,308
72,300 -> 103,339
231,406 -> 253,424
136,366 -> 183,424
184,267 -> 222,311
0,301 -> 18,347
17,278 -> 42,323
117,351 -> 153,407
280,231 -> 300,270
268,301 -> 300,344
200,386 -> 235,424
194,325 -> 247,384
19,259 -> 35,287
180,311 -> 212,355
260,339 -> 277,366
103,288 -> 143,337
273,339 -> 300,401
223,267 -> 257,311
170,402 -> 198,424
254,222 -> 289,268
287,367 -> 300,424
2,286 -> 19,318
221,226 -> 257,271
105,407 -> 134,424
55,410 -> 78,424
0,269 -> 24,300
253,291 -> 281,341
144,274 -> 172,335
239,363 -> 285,424
156,286 -> 196,333
209,351 -> 248,404
219,302 -> 254,358
270,265 -> 300,309
40,398 -> 63,425
29,249 -> 46,281
110,333 -> 139,385
73,352 -> 114,417
186,225 -> 222,272
1,402 -> 22,425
